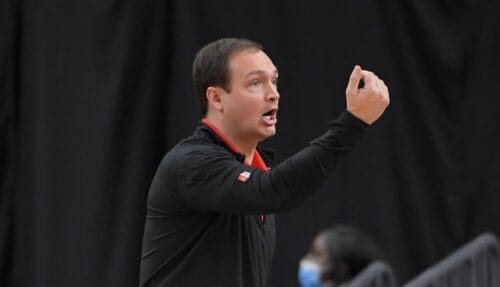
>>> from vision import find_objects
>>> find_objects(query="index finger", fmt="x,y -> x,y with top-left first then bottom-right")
346,65 -> 363,95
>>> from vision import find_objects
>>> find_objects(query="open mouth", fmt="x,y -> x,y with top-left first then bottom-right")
262,108 -> 278,125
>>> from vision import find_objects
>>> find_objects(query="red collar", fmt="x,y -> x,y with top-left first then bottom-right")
202,118 -> 268,171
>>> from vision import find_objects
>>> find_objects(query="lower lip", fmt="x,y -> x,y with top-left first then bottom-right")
262,115 -> 277,126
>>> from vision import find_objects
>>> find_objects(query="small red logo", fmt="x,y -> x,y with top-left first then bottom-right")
237,171 -> 252,182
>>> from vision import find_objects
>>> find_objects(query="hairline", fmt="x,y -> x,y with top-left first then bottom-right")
223,47 -> 268,91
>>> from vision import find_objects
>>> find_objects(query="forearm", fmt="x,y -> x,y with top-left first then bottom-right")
262,111 -> 368,212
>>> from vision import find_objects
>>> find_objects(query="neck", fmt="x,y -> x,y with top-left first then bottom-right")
203,115 -> 258,164
231,139 -> 256,164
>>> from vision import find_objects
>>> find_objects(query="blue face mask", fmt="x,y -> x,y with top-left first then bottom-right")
298,260 -> 322,287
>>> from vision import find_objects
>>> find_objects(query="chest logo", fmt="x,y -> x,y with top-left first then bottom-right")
237,171 -> 252,182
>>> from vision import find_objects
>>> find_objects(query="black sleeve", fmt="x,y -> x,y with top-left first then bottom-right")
176,111 -> 368,214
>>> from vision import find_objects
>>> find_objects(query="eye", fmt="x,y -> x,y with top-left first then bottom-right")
272,78 -> 278,86
250,80 -> 261,87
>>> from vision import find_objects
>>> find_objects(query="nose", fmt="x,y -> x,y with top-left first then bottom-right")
266,85 -> 280,102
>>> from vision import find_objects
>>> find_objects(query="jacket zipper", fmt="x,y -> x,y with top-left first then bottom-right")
261,214 -> 266,236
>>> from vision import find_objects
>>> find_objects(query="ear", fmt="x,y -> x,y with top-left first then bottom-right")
321,263 -> 335,282
328,261 -> 351,284
206,86 -> 224,113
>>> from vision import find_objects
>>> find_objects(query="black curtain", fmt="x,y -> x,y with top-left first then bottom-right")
2,1 -> 500,286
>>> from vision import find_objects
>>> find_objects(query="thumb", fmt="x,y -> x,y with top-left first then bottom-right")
346,65 -> 362,97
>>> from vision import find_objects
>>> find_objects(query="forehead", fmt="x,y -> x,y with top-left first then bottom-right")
306,233 -> 331,264
228,49 -> 278,79
312,233 -> 328,251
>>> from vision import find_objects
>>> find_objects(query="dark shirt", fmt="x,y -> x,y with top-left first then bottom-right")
140,111 -> 367,287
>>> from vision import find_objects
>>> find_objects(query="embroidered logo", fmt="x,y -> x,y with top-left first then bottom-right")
237,171 -> 252,182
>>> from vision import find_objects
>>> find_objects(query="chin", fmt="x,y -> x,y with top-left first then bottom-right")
252,125 -> 277,143
262,126 -> 277,138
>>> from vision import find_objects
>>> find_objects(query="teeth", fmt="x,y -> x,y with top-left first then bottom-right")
264,109 -> 276,116
263,115 -> 272,121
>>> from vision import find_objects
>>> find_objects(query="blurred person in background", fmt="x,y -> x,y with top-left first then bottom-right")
299,225 -> 381,287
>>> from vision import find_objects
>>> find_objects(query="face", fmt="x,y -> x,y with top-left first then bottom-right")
305,234 -> 332,268
220,49 -> 279,145
303,233 -> 333,282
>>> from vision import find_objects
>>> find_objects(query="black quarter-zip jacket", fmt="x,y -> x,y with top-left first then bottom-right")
140,111 -> 368,287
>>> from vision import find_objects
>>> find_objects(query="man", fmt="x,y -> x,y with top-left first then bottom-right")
140,38 -> 389,287
298,225 -> 381,287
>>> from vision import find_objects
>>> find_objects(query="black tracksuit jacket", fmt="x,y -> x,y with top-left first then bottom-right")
140,111 -> 367,287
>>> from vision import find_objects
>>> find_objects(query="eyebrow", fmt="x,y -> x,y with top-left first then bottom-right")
245,69 -> 279,79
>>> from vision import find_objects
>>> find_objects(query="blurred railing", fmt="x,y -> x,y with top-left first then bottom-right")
404,233 -> 500,287
347,261 -> 398,287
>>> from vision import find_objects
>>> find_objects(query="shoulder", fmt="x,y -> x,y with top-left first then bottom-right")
177,140 -> 235,170
157,125 -> 245,179
159,136 -> 234,170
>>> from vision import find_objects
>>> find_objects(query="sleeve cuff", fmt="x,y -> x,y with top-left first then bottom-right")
340,110 -> 369,130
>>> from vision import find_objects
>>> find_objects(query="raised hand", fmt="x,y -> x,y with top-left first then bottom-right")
345,65 -> 390,125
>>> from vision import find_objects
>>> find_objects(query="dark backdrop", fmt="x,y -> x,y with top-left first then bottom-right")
2,0 -> 500,286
